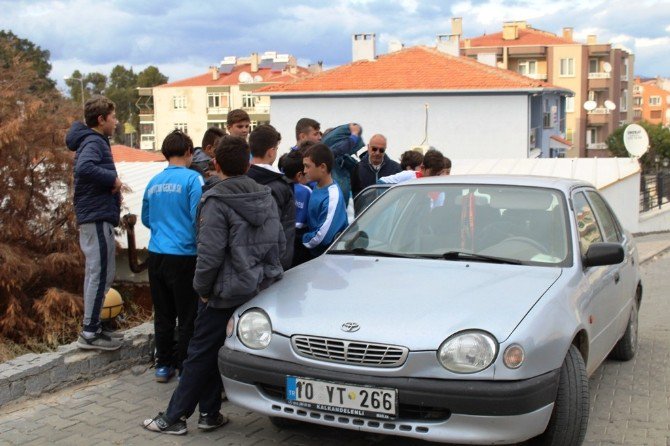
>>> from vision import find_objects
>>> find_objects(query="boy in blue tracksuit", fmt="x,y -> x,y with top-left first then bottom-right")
302,143 -> 349,256
142,130 -> 204,382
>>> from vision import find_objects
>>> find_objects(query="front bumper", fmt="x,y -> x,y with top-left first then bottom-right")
219,347 -> 559,444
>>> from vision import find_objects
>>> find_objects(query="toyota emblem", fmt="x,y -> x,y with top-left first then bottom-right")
341,322 -> 360,332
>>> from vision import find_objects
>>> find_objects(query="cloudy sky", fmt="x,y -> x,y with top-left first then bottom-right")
2,0 -> 669,89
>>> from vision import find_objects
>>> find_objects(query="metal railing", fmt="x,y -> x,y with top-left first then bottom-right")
588,72 -> 611,79
640,172 -> 670,212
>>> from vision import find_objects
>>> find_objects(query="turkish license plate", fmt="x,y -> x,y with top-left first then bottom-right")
285,376 -> 398,419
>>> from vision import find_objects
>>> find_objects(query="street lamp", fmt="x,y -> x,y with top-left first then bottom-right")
64,75 -> 85,111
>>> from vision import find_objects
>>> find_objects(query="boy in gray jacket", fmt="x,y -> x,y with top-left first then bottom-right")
143,136 -> 286,435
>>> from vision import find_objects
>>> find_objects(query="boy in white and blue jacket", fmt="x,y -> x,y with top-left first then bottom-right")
142,130 -> 204,383
302,143 -> 349,257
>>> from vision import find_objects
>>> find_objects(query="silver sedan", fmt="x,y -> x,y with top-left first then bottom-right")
219,175 -> 642,445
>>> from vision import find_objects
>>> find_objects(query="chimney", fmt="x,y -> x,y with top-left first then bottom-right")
436,34 -> 460,56
587,34 -> 597,45
451,17 -> 462,37
250,52 -> 259,73
502,22 -> 519,40
308,61 -> 323,74
352,33 -> 376,62
388,39 -> 404,53
464,38 -> 471,49
210,66 -> 219,81
562,27 -> 573,41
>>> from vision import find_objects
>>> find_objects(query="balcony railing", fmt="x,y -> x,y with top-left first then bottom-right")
640,172 -> 670,212
587,142 -> 607,150
526,73 -> 548,80
588,72 -> 611,79
621,75 -> 628,81
207,107 -> 230,115
242,105 -> 270,114
588,107 -> 611,115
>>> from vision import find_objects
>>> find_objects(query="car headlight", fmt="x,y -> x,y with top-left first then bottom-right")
237,309 -> 272,350
437,330 -> 498,373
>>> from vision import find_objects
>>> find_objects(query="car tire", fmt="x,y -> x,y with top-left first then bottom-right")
268,416 -> 301,429
609,297 -> 639,361
533,345 -> 589,446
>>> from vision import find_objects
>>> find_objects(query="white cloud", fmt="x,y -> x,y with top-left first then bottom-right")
635,36 -> 670,48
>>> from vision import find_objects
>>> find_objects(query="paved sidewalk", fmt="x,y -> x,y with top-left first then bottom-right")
0,233 -> 668,446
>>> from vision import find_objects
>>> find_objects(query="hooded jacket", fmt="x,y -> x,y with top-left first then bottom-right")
246,164 -> 296,270
65,121 -> 120,226
193,175 -> 286,309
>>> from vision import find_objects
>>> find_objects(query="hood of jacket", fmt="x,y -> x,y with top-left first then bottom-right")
203,175 -> 274,227
247,164 -> 286,185
66,121 -> 108,152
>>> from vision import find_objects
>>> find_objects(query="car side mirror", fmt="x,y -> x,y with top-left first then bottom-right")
583,242 -> 624,267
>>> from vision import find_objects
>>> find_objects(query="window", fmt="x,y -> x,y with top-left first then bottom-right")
650,96 -> 661,106
139,123 -> 154,135
207,121 -> 226,129
207,93 -> 229,110
518,60 -> 537,76
634,97 -> 642,106
565,96 -> 575,112
543,99 -> 552,128
586,128 -> 597,145
174,123 -> 188,133
620,90 -> 628,111
560,58 -> 574,76
588,90 -> 596,102
633,109 -> 642,119
172,95 -> 187,109
585,191 -> 621,243
573,192 -> 603,255
651,110 -> 662,119
589,58 -> 599,74
242,93 -> 256,109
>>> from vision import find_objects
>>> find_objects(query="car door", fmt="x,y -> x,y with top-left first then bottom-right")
584,190 -> 634,343
572,190 -> 621,372
353,184 -> 392,217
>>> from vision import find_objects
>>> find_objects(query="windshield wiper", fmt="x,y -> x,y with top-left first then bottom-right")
328,248 -> 420,259
430,251 -> 523,265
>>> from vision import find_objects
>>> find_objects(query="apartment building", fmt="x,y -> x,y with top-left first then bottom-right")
136,52 -> 314,150
460,19 -> 634,158
633,78 -> 670,126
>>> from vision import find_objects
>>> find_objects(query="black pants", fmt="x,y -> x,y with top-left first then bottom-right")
148,253 -> 198,371
165,301 -> 235,422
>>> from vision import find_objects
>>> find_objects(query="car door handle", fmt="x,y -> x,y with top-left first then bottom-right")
614,272 -> 620,284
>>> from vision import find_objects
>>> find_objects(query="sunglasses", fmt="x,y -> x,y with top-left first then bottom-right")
370,146 -> 385,153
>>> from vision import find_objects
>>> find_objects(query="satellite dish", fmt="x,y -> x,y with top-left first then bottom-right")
623,123 -> 649,157
603,62 -> 612,73
604,100 -> 616,111
238,71 -> 253,83
253,74 -> 263,82
583,100 -> 597,111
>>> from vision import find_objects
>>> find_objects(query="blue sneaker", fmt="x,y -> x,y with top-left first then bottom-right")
155,366 -> 175,383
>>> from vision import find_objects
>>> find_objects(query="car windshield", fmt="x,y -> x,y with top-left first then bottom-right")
331,184 -> 571,266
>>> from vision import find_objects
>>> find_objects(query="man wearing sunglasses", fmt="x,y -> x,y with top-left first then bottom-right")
351,133 -> 401,197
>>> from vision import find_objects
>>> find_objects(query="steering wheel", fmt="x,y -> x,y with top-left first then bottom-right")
500,236 -> 547,253
479,221 -> 519,248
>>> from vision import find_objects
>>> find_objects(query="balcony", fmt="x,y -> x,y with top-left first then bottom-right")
588,72 -> 611,79
207,107 -> 230,115
526,73 -> 548,80
587,142 -> 607,150
621,74 -> 628,82
242,105 -> 270,115
587,108 -> 611,125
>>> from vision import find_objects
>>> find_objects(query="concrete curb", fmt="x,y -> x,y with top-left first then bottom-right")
0,322 -> 154,407
638,242 -> 670,264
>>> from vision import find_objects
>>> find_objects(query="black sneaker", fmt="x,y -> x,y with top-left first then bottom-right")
198,412 -> 228,431
142,412 -> 187,435
77,332 -> 121,351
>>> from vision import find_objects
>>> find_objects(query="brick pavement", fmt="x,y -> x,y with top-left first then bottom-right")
0,252 -> 669,445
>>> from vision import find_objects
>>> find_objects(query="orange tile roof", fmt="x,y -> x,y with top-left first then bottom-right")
158,64 -> 311,88
550,135 -> 572,147
112,145 -> 165,162
259,46 -> 559,94
467,27 -> 575,48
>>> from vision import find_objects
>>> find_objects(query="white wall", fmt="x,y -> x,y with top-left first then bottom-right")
599,174 -> 641,233
269,94 -> 530,161
154,86 -> 208,149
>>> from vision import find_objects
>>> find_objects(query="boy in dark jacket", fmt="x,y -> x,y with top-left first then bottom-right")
65,95 -> 123,351
143,136 -> 286,435
247,124 -> 295,269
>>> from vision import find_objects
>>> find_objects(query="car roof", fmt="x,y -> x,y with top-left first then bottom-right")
398,174 -> 594,194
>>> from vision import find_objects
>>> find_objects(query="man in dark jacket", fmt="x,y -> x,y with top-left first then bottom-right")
246,124 -> 295,269
65,95 -> 123,351
143,135 -> 285,435
351,134 -> 401,198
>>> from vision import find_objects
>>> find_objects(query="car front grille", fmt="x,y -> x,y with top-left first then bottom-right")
291,335 -> 409,368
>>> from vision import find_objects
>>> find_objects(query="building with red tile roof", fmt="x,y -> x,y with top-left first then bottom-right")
261,40 -> 571,160
111,145 -> 165,162
633,78 -> 670,126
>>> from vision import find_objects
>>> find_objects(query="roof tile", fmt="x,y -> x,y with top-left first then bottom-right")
112,145 -> 165,162
158,64 -> 310,88
467,28 -> 575,48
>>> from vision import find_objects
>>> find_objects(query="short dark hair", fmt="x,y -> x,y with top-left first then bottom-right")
227,109 -> 250,126
295,117 -> 320,141
400,150 -> 424,170
84,96 -> 115,128
422,149 -> 445,175
297,140 -> 316,155
249,124 -> 281,158
214,136 -> 249,176
304,143 -> 333,173
161,130 -> 194,159
280,150 -> 305,179
202,127 -> 225,148
444,156 -> 452,170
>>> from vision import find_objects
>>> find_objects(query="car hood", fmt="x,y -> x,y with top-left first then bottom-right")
242,255 -> 562,350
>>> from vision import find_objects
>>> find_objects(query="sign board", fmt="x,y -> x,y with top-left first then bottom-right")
623,124 -> 649,157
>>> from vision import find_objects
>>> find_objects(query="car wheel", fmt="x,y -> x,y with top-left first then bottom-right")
268,416 -> 302,429
609,297 -> 639,361
533,345 -> 589,446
